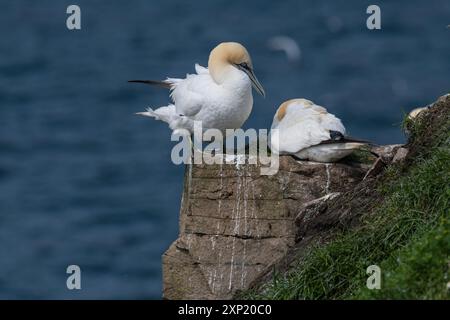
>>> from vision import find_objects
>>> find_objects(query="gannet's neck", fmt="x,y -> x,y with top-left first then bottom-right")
208,54 -> 233,85
208,60 -> 251,96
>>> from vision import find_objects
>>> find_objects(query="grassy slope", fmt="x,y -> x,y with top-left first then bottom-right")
245,97 -> 450,300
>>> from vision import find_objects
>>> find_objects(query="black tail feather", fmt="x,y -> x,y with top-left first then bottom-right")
128,80 -> 172,89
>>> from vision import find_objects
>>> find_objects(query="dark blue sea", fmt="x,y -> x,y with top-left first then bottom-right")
0,0 -> 448,299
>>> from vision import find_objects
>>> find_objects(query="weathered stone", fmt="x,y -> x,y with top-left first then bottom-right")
363,157 -> 387,180
162,155 -> 369,299
371,144 -> 403,162
392,147 -> 409,163
295,193 -> 341,240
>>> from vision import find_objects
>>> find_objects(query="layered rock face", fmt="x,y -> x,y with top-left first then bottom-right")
162,156 -> 369,299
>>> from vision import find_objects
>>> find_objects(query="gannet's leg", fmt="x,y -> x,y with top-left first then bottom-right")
189,134 -> 204,162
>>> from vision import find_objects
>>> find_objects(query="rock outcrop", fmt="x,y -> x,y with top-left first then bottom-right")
162,156 -> 370,299
161,94 -> 449,300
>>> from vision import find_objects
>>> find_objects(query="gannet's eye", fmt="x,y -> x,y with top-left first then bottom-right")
238,62 -> 250,70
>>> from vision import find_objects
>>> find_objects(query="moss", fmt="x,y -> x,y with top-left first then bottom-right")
342,147 -> 377,165
241,95 -> 450,300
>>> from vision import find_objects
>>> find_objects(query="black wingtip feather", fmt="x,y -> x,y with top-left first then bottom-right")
128,80 -> 172,89
318,130 -> 377,146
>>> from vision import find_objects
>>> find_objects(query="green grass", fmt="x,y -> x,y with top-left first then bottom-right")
243,104 -> 450,300
355,215 -> 449,299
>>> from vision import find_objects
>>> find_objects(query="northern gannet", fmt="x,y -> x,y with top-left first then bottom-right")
129,42 -> 265,135
269,99 -> 367,162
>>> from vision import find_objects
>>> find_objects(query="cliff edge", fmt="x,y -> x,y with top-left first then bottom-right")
162,94 -> 449,300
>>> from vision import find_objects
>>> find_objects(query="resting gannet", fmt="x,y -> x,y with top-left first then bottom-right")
130,42 -> 265,135
269,99 -> 367,162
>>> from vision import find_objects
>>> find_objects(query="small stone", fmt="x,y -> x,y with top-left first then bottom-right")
392,147 -> 409,163
363,157 -> 386,180
370,144 -> 403,162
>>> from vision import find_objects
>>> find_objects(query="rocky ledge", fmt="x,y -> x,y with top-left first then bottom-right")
162,155 -> 381,299
161,94 -> 449,299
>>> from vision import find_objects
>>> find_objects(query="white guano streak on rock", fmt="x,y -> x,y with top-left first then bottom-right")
241,166 -> 249,287
250,179 -> 260,238
211,269 -> 217,294
186,233 -> 193,250
188,161 -> 193,195
186,162 -> 195,290
212,162 -> 224,294
325,163 -> 331,194
228,161 -> 243,291
216,162 -> 224,234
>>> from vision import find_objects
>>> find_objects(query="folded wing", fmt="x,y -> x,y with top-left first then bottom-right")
272,102 -> 346,154
168,64 -> 216,118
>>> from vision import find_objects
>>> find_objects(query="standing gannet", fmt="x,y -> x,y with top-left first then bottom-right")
129,42 -> 265,135
269,99 -> 367,162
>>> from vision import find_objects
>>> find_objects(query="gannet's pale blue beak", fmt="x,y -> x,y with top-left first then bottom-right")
237,64 -> 266,97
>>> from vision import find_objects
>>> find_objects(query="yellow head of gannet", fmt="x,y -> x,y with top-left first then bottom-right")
208,42 -> 265,97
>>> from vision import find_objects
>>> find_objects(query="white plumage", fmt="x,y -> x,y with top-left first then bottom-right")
270,99 -> 365,162
132,42 -> 265,135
